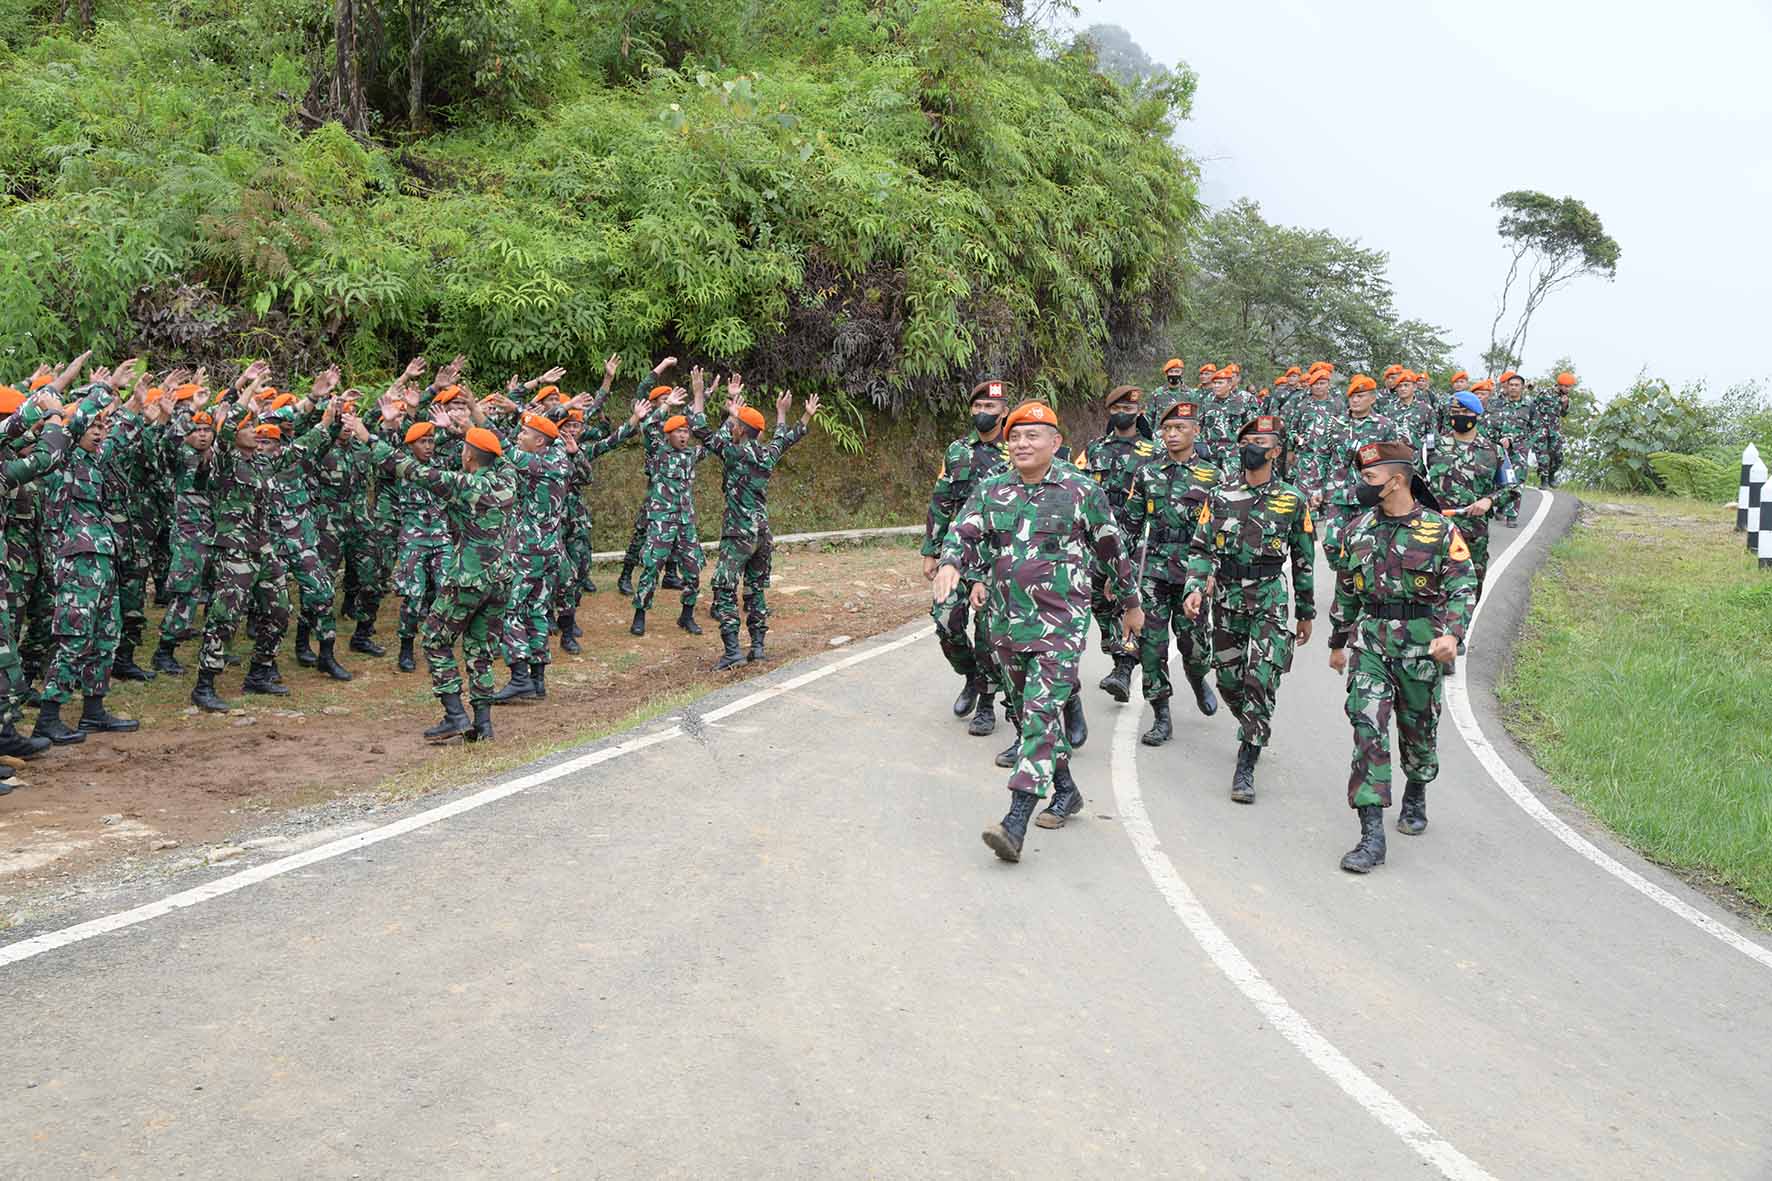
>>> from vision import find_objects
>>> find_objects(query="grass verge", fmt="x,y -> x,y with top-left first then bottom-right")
1498,493 -> 1772,918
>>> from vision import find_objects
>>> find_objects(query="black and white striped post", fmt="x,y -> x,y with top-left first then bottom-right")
1747,454 -> 1768,559
1759,493 -> 1772,569
1738,443 -> 1761,531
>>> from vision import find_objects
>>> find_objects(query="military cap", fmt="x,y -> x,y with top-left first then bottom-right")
1347,374 -> 1378,395
404,421 -> 435,444
28,374 -> 53,392
969,378 -> 1008,404
661,414 -> 689,433
0,387 -> 23,415
1452,391 -> 1484,416
735,405 -> 767,431
532,384 -> 561,404
190,410 -> 214,427
648,385 -> 674,401
1556,372 -> 1577,387
1237,414 -> 1283,439
1448,369 -> 1468,384
1198,363 -> 1218,377
1162,358 -> 1185,374
1382,363 -> 1404,379
465,426 -> 503,456
521,411 -> 560,439
255,423 -> 282,440
1499,370 -> 1522,383
1104,384 -> 1142,408
433,386 -> 462,404
1355,441 -> 1416,469
1159,401 -> 1199,425
1002,401 -> 1059,432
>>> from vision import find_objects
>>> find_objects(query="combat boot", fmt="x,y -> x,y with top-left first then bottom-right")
111,642 -> 155,682
982,790 -> 1039,862
294,619 -> 317,667
316,637 -> 353,681
1397,780 -> 1428,835
617,562 -> 635,597
1186,670 -> 1219,717
629,609 -> 646,636
584,576 -> 597,594
1340,805 -> 1387,873
661,568 -> 684,591
33,701 -> 85,745
967,692 -> 997,737
492,662 -> 536,704
952,676 -> 981,718
466,701 -> 494,743
1230,741 -> 1261,803
530,664 -> 547,701
397,636 -> 416,672
1064,694 -> 1087,749
151,639 -> 185,676
190,670 -> 232,714
242,663 -> 290,696
715,629 -> 745,670
0,723 -> 51,760
746,625 -> 766,663
1140,698 -> 1172,747
268,659 -> 284,685
77,695 -> 139,733
423,692 -> 472,742
1098,654 -> 1135,702
995,738 -> 1019,769
558,611 -> 580,655
1035,764 -> 1086,830
348,621 -> 385,657
676,603 -> 703,635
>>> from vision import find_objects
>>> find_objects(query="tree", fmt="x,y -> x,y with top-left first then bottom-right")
1082,23 -> 1159,85
1486,191 -> 1618,376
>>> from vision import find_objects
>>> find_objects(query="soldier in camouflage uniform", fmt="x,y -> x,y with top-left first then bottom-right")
1329,441 -> 1477,872
1283,370 -> 1339,504
1183,415 -> 1315,803
262,377 -> 354,682
1143,359 -> 1188,436
0,382 -> 73,760
1424,390 -> 1518,609
1077,384 -> 1158,701
389,421 -> 451,673
6,409 -> 56,699
1376,364 -> 1405,416
1122,400 -> 1219,745
629,384 -> 709,637
1387,372 -> 1435,447
617,357 -> 685,597
104,378 -> 160,686
487,402 -> 574,704
935,400 -> 1142,863
1536,372 -> 1575,487
1318,374 -> 1397,559
1489,372 -> 1536,525
1198,367 -> 1262,472
921,379 -> 1010,737
698,381 -> 814,670
553,409 -> 601,654
150,390 -> 219,675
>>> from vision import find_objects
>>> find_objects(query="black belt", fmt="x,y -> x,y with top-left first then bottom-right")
1221,558 -> 1285,580
1366,601 -> 1435,620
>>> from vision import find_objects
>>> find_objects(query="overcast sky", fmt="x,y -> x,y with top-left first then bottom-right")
1077,0 -> 1772,397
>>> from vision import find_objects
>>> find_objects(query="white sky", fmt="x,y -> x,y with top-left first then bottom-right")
1077,0 -> 1772,396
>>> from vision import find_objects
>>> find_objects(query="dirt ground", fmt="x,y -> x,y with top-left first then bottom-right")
0,539 -> 930,907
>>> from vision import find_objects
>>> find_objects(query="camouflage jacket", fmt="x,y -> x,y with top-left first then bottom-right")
43,394 -> 141,561
1387,397 -> 1435,446
1143,383 -> 1187,435
1077,431 -> 1159,532
0,409 -> 69,570
922,430 -> 1010,558
508,440 -> 573,555
641,411 -> 708,527
1490,395 -> 1537,454
1529,392 -> 1567,443
939,462 -> 1138,655
393,454 -> 452,552
701,419 -> 807,540
157,417 -> 220,542
1327,412 -> 1399,506
1329,503 -> 1478,658
1183,476 -> 1316,622
373,441 -> 518,591
208,412 -> 331,552
1283,395 -> 1342,498
1199,390 -> 1263,462
568,419 -> 635,485
1123,451 -> 1220,584
1423,435 -> 1518,531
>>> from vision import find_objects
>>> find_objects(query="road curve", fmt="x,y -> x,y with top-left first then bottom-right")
2,487 -> 1768,1178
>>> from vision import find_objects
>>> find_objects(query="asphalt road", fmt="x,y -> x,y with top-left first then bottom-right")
3,487 -> 1769,1179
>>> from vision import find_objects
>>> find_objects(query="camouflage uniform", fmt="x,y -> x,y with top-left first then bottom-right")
266,409 -> 342,646
1143,381 -> 1187,437
1388,396 -> 1435,448
1529,389 -> 1567,485
632,412 -> 708,612
342,448 -> 398,638
921,430 -> 1010,691
154,411 -> 218,649
1124,451 -> 1219,705
5,475 -> 53,688
1489,394 -> 1537,522
391,445 -> 453,646
104,402 -> 157,674
502,433 -> 573,670
0,406 -> 70,725
1199,390 -> 1262,471
1423,433 -> 1517,602
554,415 -> 612,621
1320,411 -> 1398,557
1283,395 -> 1341,501
1076,430 -> 1158,656
700,416 -> 807,645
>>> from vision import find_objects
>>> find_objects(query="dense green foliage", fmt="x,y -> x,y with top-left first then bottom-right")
1567,372 -> 1771,494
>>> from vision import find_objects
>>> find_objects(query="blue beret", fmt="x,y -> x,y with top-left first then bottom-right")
1453,391 -> 1484,416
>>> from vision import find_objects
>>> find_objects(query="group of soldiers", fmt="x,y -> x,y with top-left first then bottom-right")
0,351 -> 818,770
925,357 -> 1565,873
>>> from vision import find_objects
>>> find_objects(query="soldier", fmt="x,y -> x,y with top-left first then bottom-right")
1437,370 -> 1471,433
699,380 -> 815,670
921,379 -> 1010,737
1144,359 -> 1188,435
1376,363 -> 1405,415
934,401 -> 1142,862
1424,391 -> 1518,608
617,358 -> 684,597
7,362 -> 85,703
1182,415 -> 1315,803
553,356 -> 623,651
263,374 -> 354,682
488,400 -> 575,704
0,381 -> 74,760
1284,369 -> 1339,503
1490,371 -> 1536,525
150,389 -> 218,674
389,420 -> 452,673
1388,372 -> 1435,445
1536,372 -> 1575,486
629,385 -> 709,638
1123,400 -> 1219,745
1318,374 -> 1397,558
1078,384 -> 1158,701
1328,441 -> 1477,873
1198,367 -> 1261,471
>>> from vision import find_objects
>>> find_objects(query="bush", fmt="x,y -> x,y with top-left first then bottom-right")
1647,452 -> 1735,502
1570,379 -> 1711,491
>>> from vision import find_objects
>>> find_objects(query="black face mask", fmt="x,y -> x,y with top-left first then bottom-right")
1354,479 -> 1386,508
1108,411 -> 1138,431
1240,443 -> 1271,471
1450,415 -> 1477,434
972,411 -> 1000,434
1166,376 -> 1182,387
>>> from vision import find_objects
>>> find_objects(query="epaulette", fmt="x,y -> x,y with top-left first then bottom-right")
1134,441 -> 1156,456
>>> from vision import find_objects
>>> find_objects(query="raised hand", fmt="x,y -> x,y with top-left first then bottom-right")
802,392 -> 821,421
312,364 -> 341,401
776,390 -> 792,420
402,355 -> 429,381
653,356 -> 678,377
537,365 -> 566,385
603,354 -> 621,382
629,398 -> 650,424
727,372 -> 743,398
435,354 -> 466,387
690,366 -> 705,399
666,388 -> 688,408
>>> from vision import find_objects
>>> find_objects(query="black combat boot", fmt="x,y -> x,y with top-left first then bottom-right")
78,695 -> 139,733
1397,780 -> 1428,835
1140,698 -> 1172,747
1035,763 -> 1086,830
1230,741 -> 1261,803
746,625 -> 766,662
492,662 -> 535,704
423,692 -> 472,742
996,738 -> 1019,769
243,663 -> 290,696
952,676 -> 981,718
715,629 -> 745,670
1064,694 -> 1087,749
268,659 -> 284,684
584,576 -> 597,594
190,669 -> 232,714
661,567 -> 684,591
466,701 -> 494,743
0,723 -> 51,760
676,603 -> 702,635
151,639 -> 184,676
397,636 -> 416,672
630,609 -> 646,636
968,691 -> 997,737
294,619 -> 317,667
1186,670 -> 1219,717
1098,654 -> 1135,702
558,611 -> 580,655
316,637 -> 352,681
617,562 -> 635,597
111,642 -> 155,682
982,790 -> 1039,862
530,664 -> 547,701
348,620 -> 385,657
1341,805 -> 1388,873
33,700 -> 85,745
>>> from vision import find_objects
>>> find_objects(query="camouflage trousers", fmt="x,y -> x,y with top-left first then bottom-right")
931,581 -> 999,690
502,550 -> 560,667
633,519 -> 702,610
156,526 -> 212,644
5,551 -> 52,681
1343,646 -> 1444,808
710,530 -> 772,636
1318,501 -> 1356,561
625,504 -> 678,580
114,540 -> 149,652
1458,516 -> 1491,605
1209,606 -> 1296,749
275,509 -> 337,641
42,552 -> 120,704
422,581 -> 511,705
1089,567 -> 1130,657
1534,433 -> 1563,486
554,517 -> 596,612
1138,575 -> 1212,703
342,523 -> 395,626
198,545 -> 289,674
990,643 -> 1078,799
0,593 -> 26,727
395,544 -> 447,640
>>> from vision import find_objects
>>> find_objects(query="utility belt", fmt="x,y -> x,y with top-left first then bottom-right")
1220,556 -> 1285,580
1364,600 -> 1435,620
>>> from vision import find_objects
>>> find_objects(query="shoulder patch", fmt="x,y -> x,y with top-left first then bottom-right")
1302,505 -> 1313,535
1197,501 -> 1212,528
1448,524 -> 1471,562
1134,442 -> 1156,455
1191,465 -> 1218,482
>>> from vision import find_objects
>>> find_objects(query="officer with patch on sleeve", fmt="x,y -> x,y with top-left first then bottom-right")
1076,384 -> 1158,702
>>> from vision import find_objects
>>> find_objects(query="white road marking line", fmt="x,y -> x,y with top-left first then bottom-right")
0,626 -> 937,969
1110,707 -> 1495,1181
1448,490 -> 1772,971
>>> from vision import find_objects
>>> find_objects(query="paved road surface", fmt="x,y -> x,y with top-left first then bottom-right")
4,488 -> 1769,1178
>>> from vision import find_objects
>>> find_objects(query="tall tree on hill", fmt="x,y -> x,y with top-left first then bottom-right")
1485,190 -> 1619,376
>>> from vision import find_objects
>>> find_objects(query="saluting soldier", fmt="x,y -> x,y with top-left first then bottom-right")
1077,384 -> 1158,702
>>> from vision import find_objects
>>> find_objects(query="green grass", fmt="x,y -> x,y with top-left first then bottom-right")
1500,495 -> 1772,915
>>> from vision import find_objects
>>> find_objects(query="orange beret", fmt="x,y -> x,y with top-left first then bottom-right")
0,387 -> 24,415
969,378 -> 1008,403
1284,366 -> 1302,378
465,426 -> 503,456
255,424 -> 282,440
269,394 -> 295,411
532,385 -> 561,404
521,411 -> 560,439
1160,401 -> 1198,424
432,386 -> 461,405
144,387 -> 164,404
1449,370 -> 1469,384
735,406 -> 767,432
661,414 -> 689,433
1356,441 -> 1415,469
1382,364 -> 1404,378
1499,370 -> 1521,383
1198,363 -> 1217,377
1105,384 -> 1141,408
1003,401 -> 1059,432
28,375 -> 53,391
566,408 -> 584,423
1237,415 -> 1282,440
173,383 -> 200,401
1469,378 -> 1494,393
1347,374 -> 1378,395
404,421 -> 435,444
1162,358 -> 1185,374
1309,371 -> 1332,385
1556,372 -> 1576,388
190,410 -> 214,427
1212,367 -> 1235,380
648,385 -> 673,401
